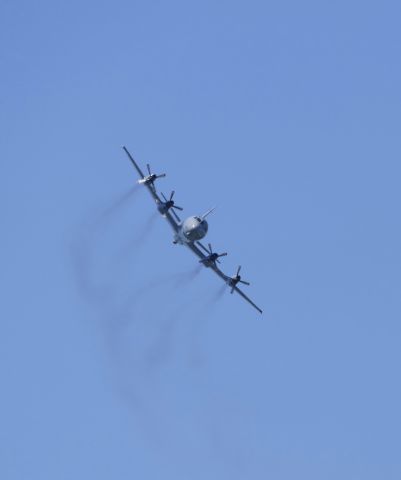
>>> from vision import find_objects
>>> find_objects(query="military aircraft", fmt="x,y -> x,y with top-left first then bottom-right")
122,146 -> 263,314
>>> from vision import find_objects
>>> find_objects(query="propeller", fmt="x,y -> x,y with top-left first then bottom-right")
146,163 -> 166,181
230,265 -> 250,293
205,243 -> 228,264
197,242 -> 228,265
161,191 -> 183,222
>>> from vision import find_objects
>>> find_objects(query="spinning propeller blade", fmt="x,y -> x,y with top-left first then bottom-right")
160,191 -> 183,220
231,265 -> 250,287
200,243 -> 228,264
146,163 -> 166,181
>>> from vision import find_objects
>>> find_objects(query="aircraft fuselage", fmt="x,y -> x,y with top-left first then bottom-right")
173,216 -> 208,244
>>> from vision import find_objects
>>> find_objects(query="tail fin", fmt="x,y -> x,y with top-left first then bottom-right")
201,207 -> 216,220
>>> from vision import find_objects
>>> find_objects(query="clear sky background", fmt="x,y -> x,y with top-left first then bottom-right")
1,1 -> 400,479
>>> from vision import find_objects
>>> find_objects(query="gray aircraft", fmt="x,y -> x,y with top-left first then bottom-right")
122,146 -> 263,314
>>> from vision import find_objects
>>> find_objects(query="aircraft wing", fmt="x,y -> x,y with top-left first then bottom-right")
122,146 -> 179,233
187,241 -> 228,282
188,242 -> 263,314
232,285 -> 263,314
122,145 -> 146,179
160,209 -> 180,233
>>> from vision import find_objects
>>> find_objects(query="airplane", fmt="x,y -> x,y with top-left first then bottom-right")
122,146 -> 263,314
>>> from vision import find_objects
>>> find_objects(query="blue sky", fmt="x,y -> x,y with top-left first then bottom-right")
1,1 -> 400,478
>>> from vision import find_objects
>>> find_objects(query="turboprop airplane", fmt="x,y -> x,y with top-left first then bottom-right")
122,146 -> 263,314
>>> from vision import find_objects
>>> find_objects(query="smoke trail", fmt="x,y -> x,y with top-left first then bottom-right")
187,284 -> 227,368
70,185 -> 140,301
108,266 -> 204,347
114,266 -> 203,322
207,283 -> 227,306
105,273 -> 184,333
70,232 -> 112,309
95,185 -> 139,226
116,211 -> 159,263
173,264 -> 202,288
71,201 -> 173,418
143,298 -> 193,373
72,190 -> 247,465
102,270 -> 209,439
